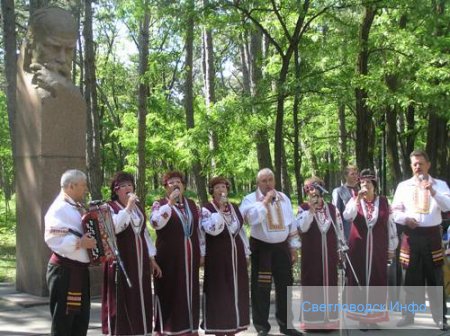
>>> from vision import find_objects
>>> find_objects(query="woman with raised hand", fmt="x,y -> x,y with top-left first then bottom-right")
102,171 -> 161,336
201,176 -> 250,336
296,176 -> 344,331
150,171 -> 204,336
343,169 -> 398,329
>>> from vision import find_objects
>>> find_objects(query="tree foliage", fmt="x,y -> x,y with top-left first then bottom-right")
0,0 -> 448,203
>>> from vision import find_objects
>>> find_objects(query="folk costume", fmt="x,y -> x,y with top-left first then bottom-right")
151,197 -> 204,335
296,202 -> 344,330
201,201 -> 250,335
392,176 -> 450,323
45,193 -> 91,336
101,200 -> 155,335
343,196 -> 398,324
240,189 -> 300,335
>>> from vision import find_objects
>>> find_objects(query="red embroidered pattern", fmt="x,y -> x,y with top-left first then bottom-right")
365,200 -> 375,221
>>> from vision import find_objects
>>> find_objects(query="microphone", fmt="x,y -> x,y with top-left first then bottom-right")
221,192 -> 230,211
418,174 -> 428,182
220,192 -> 228,203
271,195 -> 279,205
127,192 -> 139,202
173,186 -> 181,204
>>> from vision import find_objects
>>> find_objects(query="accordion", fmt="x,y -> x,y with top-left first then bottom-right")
81,201 -> 115,265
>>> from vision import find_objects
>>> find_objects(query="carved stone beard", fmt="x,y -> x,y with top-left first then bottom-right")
31,55 -> 72,79
30,37 -> 74,79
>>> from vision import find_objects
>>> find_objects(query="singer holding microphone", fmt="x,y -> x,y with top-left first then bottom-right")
343,169 -> 398,329
295,177 -> 344,330
150,171 -> 204,336
102,171 -> 161,336
392,150 -> 450,330
201,176 -> 250,335
240,168 -> 302,336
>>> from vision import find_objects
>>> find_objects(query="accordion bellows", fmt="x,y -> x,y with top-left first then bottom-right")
82,202 -> 115,265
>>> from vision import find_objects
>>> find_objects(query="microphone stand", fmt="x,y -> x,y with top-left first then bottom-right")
329,215 -> 360,336
95,203 -> 133,288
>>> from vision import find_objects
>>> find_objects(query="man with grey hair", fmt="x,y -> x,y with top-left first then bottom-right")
240,168 -> 302,336
45,169 -> 96,336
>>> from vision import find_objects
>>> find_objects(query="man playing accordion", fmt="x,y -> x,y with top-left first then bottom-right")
44,169 -> 96,336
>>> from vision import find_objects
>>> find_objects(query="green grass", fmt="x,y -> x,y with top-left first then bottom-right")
0,197 -> 16,282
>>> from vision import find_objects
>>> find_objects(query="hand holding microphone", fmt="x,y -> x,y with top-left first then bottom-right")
263,189 -> 277,206
127,192 -> 139,202
220,192 -> 229,211
125,192 -> 139,213
418,173 -> 435,195
308,194 -> 320,213
169,187 -> 181,206
357,187 -> 368,201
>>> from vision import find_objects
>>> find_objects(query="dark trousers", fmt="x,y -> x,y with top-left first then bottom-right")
47,262 -> 91,336
250,238 -> 293,333
403,231 -> 444,322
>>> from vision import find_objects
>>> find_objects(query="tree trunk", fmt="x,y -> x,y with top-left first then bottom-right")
274,58 -> 290,188
397,105 -> 415,178
1,0 -> 17,160
281,144 -> 291,197
384,75 -> 402,185
84,0 -> 103,200
338,104 -> 347,175
185,0 -> 208,204
355,6 -> 376,170
202,0 -> 219,168
250,27 -> 273,170
239,29 -> 251,95
136,1 -> 151,204
273,2 -> 310,188
425,0 -> 449,181
293,47 -> 303,201
405,104 -> 415,158
385,107 -> 402,185
426,109 -> 449,180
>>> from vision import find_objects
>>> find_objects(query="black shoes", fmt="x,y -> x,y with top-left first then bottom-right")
257,331 -> 268,336
280,328 -> 304,336
396,316 -> 414,327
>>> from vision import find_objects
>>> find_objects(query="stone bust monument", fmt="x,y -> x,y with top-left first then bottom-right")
15,6 -> 89,296
19,6 -> 79,98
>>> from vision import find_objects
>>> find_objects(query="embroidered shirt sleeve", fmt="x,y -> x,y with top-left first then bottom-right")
44,206 -> 79,254
198,223 -> 206,257
150,201 -> 172,230
144,228 -> 157,256
240,197 -> 268,226
110,206 -> 131,234
201,207 -> 225,236
391,182 -> 408,224
288,224 -> 301,249
433,180 -> 450,212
